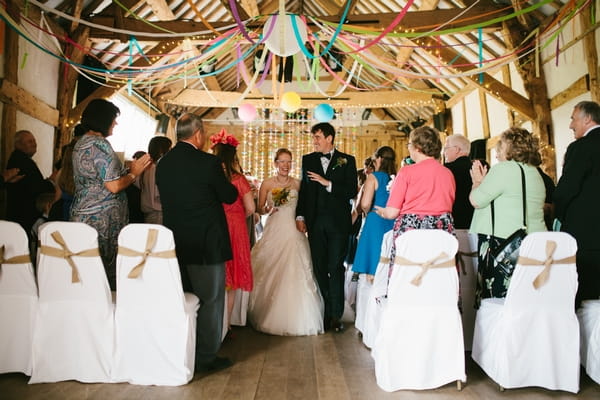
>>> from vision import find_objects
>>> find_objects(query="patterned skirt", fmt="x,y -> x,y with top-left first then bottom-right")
387,212 -> 456,286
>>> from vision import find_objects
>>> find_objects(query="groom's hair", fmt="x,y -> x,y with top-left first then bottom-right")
311,122 -> 336,142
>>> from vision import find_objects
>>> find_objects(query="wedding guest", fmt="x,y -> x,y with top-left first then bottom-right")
6,130 -> 48,237
0,168 -> 22,188
554,100 -> 600,307
139,136 -> 172,224
55,124 -> 86,220
211,129 -> 255,332
125,151 -> 146,223
470,127 -> 546,307
249,148 -> 324,335
353,146 -> 397,279
71,99 -> 151,289
444,134 -> 474,229
296,122 -> 358,333
375,127 -> 455,284
156,113 -> 237,373
30,183 -> 61,263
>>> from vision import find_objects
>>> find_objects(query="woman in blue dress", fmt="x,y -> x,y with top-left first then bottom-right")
352,146 -> 397,333
71,99 -> 151,289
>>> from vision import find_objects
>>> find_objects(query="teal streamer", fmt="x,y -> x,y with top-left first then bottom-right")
478,27 -> 483,84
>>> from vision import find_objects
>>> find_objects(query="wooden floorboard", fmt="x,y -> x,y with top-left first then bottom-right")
1,324 -> 599,400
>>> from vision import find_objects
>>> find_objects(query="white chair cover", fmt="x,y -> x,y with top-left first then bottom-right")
361,230 -> 393,349
455,229 -> 478,351
29,221 -> 114,383
230,289 -> 249,326
113,224 -> 199,386
577,300 -> 600,384
0,221 -> 37,375
472,231 -> 579,393
372,229 -> 464,391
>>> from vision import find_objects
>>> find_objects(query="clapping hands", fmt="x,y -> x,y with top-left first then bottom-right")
470,159 -> 488,187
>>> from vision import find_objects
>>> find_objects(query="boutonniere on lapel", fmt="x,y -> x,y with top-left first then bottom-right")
331,157 -> 348,170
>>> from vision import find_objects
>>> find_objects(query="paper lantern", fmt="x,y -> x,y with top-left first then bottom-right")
263,15 -> 308,57
281,91 -> 301,113
314,104 -> 334,122
238,103 -> 257,122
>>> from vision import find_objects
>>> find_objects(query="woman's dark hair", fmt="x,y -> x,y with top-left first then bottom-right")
213,143 -> 242,181
374,146 -> 397,175
409,126 -> 442,158
148,136 -> 172,162
500,127 -> 542,166
80,99 -> 120,137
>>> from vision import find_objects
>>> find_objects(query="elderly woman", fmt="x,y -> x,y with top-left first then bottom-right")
70,99 -> 151,289
375,126 -> 456,276
469,127 -> 546,306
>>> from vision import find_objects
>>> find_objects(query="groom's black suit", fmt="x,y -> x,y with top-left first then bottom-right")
296,149 -> 357,326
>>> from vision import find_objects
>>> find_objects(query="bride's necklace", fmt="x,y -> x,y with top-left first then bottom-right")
275,175 -> 290,187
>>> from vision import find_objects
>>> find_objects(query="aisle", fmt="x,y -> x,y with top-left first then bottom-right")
1,324 -> 599,399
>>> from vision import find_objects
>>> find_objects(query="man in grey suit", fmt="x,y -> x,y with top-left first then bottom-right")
156,113 -> 237,373
554,101 -> 600,308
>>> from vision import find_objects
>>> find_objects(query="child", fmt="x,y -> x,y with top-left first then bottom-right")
30,184 -> 60,264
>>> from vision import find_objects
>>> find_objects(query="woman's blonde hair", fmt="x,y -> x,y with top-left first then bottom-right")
499,127 -> 542,166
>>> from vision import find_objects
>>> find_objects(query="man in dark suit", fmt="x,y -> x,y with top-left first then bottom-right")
554,101 -> 600,307
6,130 -> 47,236
156,113 -> 238,373
296,122 -> 357,332
443,134 -> 474,229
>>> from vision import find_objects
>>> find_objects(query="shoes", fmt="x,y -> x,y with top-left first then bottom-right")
330,318 -> 345,333
196,356 -> 233,373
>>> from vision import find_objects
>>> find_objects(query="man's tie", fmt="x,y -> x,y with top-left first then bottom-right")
321,152 -> 331,160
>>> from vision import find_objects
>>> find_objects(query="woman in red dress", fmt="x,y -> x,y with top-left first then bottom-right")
211,129 -> 255,331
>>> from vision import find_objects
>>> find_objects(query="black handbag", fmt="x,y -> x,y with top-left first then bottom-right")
481,163 -> 528,299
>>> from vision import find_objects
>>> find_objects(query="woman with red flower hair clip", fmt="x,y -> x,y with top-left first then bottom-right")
211,129 -> 255,333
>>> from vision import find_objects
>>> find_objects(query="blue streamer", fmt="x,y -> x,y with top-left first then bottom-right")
478,27 -> 483,84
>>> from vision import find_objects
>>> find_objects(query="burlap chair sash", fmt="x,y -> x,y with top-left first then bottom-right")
517,240 -> 576,289
380,252 -> 455,286
39,231 -> 100,283
117,229 -> 176,279
0,245 -> 31,275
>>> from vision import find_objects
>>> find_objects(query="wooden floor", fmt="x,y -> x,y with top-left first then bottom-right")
2,324 -> 599,400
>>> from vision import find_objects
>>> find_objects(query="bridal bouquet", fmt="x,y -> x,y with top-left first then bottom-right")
271,187 -> 291,207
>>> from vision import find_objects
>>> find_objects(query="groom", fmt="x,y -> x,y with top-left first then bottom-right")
296,122 -> 357,332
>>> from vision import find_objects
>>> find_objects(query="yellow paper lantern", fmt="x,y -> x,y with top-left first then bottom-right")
281,91 -> 301,113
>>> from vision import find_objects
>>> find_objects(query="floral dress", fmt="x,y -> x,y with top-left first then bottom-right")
71,134 -> 127,289
223,174 -> 253,291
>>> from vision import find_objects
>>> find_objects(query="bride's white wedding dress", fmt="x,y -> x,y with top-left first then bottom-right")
248,188 -> 324,335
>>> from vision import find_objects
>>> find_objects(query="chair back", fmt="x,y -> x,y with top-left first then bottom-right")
0,220 -> 37,375
116,223 -> 187,310
387,229 -> 459,307
114,223 -> 198,385
504,231 -> 578,310
30,221 -> 114,383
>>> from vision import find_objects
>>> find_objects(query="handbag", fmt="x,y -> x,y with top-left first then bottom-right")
480,163 -> 528,300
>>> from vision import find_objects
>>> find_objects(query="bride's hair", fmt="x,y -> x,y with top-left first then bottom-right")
274,148 -> 292,162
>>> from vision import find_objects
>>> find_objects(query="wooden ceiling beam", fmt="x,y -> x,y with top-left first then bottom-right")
146,0 -> 177,20
87,4 -> 510,40
168,89 -> 443,109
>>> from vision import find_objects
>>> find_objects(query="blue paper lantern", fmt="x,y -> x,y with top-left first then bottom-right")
314,103 -> 334,122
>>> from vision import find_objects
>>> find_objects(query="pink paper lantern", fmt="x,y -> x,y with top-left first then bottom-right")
238,103 -> 258,122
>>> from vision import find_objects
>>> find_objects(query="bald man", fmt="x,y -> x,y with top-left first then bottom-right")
443,134 -> 474,229
6,130 -> 47,236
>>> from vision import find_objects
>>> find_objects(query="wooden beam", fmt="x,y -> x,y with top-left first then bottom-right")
57,26 -> 90,155
70,0 -> 84,32
417,36 -> 535,120
581,4 -> 599,102
88,5 -> 510,40
0,79 -> 60,127
1,1 -> 20,167
68,41 -> 180,123
550,74 -> 590,110
169,89 -> 443,109
221,0 -> 250,21
478,88 -> 490,139
146,0 -> 176,20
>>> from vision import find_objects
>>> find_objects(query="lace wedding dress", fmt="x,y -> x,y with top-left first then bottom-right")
248,188 -> 324,335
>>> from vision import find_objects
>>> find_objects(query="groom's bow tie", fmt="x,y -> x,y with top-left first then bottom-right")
320,152 -> 332,160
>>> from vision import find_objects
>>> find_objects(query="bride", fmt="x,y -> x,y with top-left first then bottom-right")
248,148 -> 324,335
